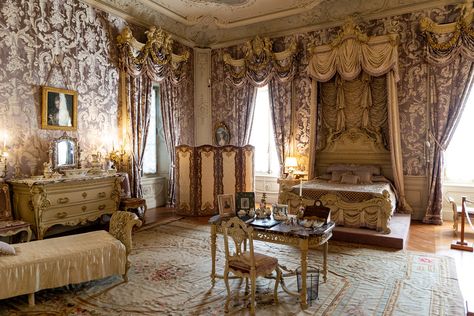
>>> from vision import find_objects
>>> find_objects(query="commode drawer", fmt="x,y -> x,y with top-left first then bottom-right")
42,200 -> 116,223
47,186 -> 114,207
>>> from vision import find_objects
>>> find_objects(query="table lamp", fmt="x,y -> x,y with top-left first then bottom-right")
284,156 -> 298,179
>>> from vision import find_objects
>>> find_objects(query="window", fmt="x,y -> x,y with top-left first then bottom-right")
143,85 -> 159,175
249,86 -> 280,175
444,90 -> 474,183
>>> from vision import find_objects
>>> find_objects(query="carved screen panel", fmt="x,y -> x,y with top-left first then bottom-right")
197,146 -> 217,215
242,145 -> 255,192
176,146 -> 193,213
221,146 -> 238,195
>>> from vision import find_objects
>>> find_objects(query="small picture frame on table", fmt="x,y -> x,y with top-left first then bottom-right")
236,192 -> 255,222
218,194 -> 235,218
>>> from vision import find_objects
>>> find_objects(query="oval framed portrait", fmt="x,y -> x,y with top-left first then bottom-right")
214,122 -> 230,146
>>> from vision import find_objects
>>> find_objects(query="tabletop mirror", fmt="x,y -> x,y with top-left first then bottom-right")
50,132 -> 79,170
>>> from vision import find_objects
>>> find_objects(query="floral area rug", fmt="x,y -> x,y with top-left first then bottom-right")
0,220 -> 465,315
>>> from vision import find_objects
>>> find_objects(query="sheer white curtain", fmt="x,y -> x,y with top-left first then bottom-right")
249,86 -> 280,175
445,92 -> 474,182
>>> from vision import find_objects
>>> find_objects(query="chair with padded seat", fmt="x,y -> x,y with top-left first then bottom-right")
222,217 -> 281,315
0,182 -> 32,242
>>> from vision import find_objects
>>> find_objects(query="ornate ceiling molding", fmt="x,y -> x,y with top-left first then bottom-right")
81,0 -> 464,47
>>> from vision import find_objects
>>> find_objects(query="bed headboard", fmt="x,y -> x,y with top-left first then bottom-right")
315,128 -> 393,180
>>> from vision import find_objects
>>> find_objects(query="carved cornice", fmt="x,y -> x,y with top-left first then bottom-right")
223,35 -> 297,80
117,26 -> 190,67
420,0 -> 474,51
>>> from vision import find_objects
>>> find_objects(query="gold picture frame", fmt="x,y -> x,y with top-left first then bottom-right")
218,194 -> 235,217
214,122 -> 230,146
41,86 -> 78,131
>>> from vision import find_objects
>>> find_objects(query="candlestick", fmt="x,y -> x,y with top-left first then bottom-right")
299,178 -> 303,196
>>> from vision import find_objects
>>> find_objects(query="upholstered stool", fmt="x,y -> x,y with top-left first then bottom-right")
120,198 -> 147,225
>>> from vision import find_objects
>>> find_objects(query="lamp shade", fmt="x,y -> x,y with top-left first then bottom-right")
284,157 -> 298,168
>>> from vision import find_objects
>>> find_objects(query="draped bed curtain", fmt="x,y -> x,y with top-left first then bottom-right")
117,27 -> 189,200
306,25 -> 413,213
420,11 -> 474,224
223,37 -> 297,171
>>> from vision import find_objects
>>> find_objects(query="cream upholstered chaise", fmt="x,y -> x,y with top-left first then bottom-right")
0,211 -> 141,306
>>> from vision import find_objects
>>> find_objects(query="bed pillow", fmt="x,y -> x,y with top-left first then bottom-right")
340,174 -> 360,184
318,173 -> 332,181
0,241 -> 16,256
327,164 -> 353,174
355,165 -> 381,176
355,170 -> 373,184
330,171 -> 345,183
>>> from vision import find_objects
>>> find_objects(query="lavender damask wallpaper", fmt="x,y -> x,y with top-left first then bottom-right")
0,0 -> 194,178
211,5 -> 459,177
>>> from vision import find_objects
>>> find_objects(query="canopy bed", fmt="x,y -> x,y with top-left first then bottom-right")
282,20 -> 412,234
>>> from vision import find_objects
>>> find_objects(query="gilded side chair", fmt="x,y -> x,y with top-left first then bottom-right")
222,217 -> 281,315
449,196 -> 474,235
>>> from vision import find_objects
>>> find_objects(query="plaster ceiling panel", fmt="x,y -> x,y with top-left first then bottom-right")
81,0 -> 463,47
143,0 -> 321,27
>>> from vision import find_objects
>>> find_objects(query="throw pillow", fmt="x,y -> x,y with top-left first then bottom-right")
330,171 -> 345,183
340,174 -> 360,185
355,170 -> 373,184
0,241 -> 16,256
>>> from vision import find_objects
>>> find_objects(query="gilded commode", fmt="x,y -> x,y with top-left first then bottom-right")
8,175 -> 122,240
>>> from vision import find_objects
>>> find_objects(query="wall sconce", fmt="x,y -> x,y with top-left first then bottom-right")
284,156 -> 298,179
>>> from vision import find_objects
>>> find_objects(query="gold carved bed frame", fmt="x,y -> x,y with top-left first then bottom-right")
283,128 -> 394,234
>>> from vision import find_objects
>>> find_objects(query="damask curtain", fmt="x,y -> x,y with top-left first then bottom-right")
307,26 -> 413,213
123,75 -> 152,197
421,12 -> 474,223
160,78 -> 181,205
223,36 -> 297,169
118,27 -> 189,200
268,79 -> 293,170
224,82 -> 257,146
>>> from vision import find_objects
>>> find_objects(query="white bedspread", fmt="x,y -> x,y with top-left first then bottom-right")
0,230 -> 126,300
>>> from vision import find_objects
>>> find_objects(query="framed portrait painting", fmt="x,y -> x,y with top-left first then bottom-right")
41,86 -> 78,131
218,194 -> 235,217
214,122 -> 230,146
235,192 -> 255,221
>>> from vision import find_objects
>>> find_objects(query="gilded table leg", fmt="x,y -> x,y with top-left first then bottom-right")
299,239 -> 309,309
25,227 -> 32,242
323,241 -> 328,282
210,224 -> 217,286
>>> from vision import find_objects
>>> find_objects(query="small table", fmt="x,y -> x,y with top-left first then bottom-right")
0,183 -> 32,242
209,215 -> 335,309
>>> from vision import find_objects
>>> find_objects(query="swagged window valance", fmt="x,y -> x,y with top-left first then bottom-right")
420,1 -> 474,65
117,26 -> 190,83
223,35 -> 298,86
307,20 -> 399,82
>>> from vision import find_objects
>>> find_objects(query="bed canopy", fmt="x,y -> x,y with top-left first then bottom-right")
306,19 -> 412,213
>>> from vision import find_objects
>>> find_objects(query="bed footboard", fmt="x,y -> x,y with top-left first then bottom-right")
284,190 -> 393,234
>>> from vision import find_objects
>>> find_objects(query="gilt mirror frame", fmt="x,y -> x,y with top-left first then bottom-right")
49,132 -> 80,171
